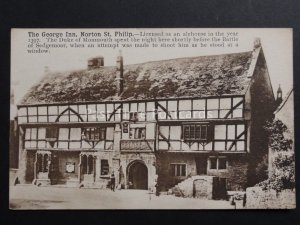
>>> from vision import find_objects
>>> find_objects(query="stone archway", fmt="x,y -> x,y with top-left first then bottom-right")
127,161 -> 148,190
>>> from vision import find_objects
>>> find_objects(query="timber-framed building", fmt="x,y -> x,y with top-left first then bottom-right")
17,39 -> 276,193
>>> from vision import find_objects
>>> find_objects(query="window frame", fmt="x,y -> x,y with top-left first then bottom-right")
129,112 -> 138,122
170,163 -> 187,177
45,127 -> 58,140
129,127 -> 146,139
81,155 -> 95,175
218,157 -> 227,170
82,127 -> 106,142
182,123 -> 211,142
100,159 -> 109,176
208,156 -> 228,171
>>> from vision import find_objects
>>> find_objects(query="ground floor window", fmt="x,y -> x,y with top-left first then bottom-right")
37,154 -> 49,173
210,157 -> 217,169
81,155 -> 95,174
101,159 -> 109,175
170,164 -> 186,177
218,158 -> 227,170
208,157 -> 227,170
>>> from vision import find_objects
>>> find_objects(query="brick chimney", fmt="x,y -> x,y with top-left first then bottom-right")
116,50 -> 124,95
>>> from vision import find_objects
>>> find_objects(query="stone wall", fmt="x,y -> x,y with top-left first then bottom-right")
156,153 -> 198,191
171,175 -> 226,200
157,153 -> 249,192
208,154 -> 248,191
226,155 -> 248,191
56,152 -> 80,182
246,187 -> 296,209
9,169 -> 18,185
25,150 -> 36,183
194,176 -> 217,199
119,152 -> 156,189
10,120 -> 19,169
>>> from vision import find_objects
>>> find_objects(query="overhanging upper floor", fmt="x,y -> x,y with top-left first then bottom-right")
17,95 -> 248,125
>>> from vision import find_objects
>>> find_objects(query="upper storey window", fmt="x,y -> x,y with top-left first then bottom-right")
183,124 -> 213,142
129,127 -> 146,139
129,112 -> 138,122
82,127 -> 106,141
45,127 -> 58,140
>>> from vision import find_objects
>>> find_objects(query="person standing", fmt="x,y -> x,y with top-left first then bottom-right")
110,171 -> 115,191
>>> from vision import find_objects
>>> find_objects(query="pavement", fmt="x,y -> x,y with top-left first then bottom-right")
9,185 -> 235,209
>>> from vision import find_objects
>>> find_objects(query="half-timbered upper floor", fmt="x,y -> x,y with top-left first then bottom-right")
17,95 -> 246,124
18,94 -> 249,153
17,39 -> 276,154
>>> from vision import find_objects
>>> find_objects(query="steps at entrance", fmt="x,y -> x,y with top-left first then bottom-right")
169,177 -> 195,198
168,175 -> 221,199
66,179 -> 80,188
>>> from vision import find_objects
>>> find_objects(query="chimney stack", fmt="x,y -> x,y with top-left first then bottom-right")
88,56 -> 104,69
253,37 -> 261,50
44,66 -> 50,74
116,50 -> 124,95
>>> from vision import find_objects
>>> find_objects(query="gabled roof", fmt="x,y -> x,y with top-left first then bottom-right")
21,51 -> 254,104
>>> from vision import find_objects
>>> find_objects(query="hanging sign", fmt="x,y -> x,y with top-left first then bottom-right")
122,122 -> 129,133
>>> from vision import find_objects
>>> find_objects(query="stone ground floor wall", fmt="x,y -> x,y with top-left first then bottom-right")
171,175 -> 225,200
246,187 -> 296,209
156,153 -> 249,191
18,150 -> 36,184
207,154 -> 249,191
156,153 -> 197,191
18,149 -> 250,192
9,169 -> 18,185
54,151 -> 80,183
17,149 -> 157,190
119,153 -> 157,190
81,151 -> 157,190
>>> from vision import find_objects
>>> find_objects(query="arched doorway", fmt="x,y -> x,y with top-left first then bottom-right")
127,161 -> 148,190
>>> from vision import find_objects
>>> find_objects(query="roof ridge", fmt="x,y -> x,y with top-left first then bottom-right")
125,50 -> 253,67
21,51 -> 253,104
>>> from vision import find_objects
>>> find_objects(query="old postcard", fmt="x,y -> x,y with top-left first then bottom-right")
9,28 -> 295,209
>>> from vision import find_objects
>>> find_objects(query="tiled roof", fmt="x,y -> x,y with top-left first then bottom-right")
21,51 -> 253,104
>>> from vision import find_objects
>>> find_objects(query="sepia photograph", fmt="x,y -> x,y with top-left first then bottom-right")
9,28 -> 295,209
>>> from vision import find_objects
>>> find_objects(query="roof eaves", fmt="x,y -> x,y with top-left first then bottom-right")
243,46 -> 262,94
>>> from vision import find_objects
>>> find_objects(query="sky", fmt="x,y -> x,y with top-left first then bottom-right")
11,28 -> 293,116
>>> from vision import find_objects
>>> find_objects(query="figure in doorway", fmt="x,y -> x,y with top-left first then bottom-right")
155,181 -> 159,196
110,171 -> 115,191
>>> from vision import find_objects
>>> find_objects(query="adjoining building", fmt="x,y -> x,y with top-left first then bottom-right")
268,88 -> 294,177
10,86 -> 19,185
16,39 -> 276,192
